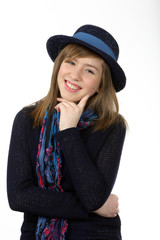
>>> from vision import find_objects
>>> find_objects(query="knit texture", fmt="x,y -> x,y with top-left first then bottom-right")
74,25 -> 119,59
36,109 -> 97,239
7,107 -> 126,240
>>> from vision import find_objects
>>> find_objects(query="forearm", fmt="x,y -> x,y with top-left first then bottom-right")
55,124 -> 126,211
7,182 -> 88,219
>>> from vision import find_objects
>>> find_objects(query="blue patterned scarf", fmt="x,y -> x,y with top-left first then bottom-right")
35,109 -> 97,240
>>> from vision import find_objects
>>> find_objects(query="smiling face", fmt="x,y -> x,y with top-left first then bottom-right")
57,57 -> 103,102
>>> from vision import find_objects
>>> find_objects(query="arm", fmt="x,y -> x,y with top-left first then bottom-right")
7,109 -> 88,219
55,123 -> 126,212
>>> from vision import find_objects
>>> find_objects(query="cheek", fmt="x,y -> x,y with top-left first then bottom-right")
57,67 -> 63,79
86,78 -> 101,91
57,63 -> 66,77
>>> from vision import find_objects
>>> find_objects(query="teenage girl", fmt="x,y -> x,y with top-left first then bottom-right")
7,24 -> 127,240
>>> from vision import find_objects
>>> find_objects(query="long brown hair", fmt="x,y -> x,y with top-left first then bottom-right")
31,43 -> 126,131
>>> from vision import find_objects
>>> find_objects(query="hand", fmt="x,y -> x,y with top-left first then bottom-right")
93,194 -> 119,218
54,93 -> 91,131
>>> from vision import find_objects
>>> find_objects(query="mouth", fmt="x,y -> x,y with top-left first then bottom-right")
64,80 -> 81,92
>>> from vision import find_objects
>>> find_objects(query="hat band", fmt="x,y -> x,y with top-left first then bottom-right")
73,32 -> 117,61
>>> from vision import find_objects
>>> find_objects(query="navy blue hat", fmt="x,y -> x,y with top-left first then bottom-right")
47,24 -> 126,92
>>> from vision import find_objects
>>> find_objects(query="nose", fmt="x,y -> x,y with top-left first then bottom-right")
70,66 -> 82,81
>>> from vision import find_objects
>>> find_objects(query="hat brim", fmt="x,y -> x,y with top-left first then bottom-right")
46,35 -> 126,92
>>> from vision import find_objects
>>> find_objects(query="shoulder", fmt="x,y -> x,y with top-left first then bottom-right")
11,106 -> 41,148
103,114 -> 127,137
12,105 -> 37,133
111,118 -> 127,133
14,105 -> 36,123
94,120 -> 126,147
102,120 -> 127,144
97,119 -> 126,138
84,117 -> 126,141
79,121 -> 126,161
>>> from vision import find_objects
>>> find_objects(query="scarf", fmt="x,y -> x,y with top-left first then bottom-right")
35,108 -> 97,240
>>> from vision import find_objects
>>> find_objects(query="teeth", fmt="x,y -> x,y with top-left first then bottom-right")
66,81 -> 79,90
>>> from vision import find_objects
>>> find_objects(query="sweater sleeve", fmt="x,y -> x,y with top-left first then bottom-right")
55,124 -> 126,211
7,109 -> 88,219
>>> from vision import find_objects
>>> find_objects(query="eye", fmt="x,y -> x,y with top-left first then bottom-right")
69,61 -> 75,65
66,60 -> 75,66
86,69 -> 94,74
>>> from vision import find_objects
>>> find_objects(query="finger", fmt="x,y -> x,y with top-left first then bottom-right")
78,94 -> 90,109
54,106 -> 61,112
57,98 -> 77,107
55,103 -> 67,112
58,101 -> 75,110
78,89 -> 95,108
57,97 -> 66,102
54,104 -> 60,112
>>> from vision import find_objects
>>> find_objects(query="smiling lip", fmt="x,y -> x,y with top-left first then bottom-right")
64,80 -> 81,92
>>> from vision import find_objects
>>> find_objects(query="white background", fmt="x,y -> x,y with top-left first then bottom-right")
0,0 -> 160,239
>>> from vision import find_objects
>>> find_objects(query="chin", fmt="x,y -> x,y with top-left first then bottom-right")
61,93 -> 82,103
68,97 -> 81,103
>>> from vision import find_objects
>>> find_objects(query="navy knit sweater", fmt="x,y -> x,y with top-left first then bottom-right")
7,107 -> 126,240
